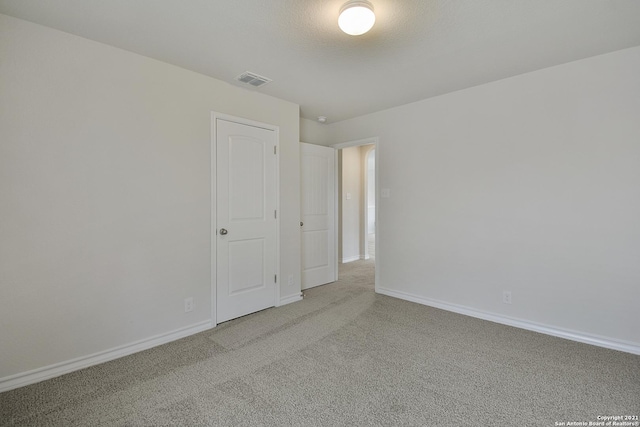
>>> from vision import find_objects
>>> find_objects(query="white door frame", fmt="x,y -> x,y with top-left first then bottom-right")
211,112 -> 280,326
332,137 -> 379,292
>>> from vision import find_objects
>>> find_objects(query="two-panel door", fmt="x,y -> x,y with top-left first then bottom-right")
216,118 -> 277,323
300,142 -> 336,289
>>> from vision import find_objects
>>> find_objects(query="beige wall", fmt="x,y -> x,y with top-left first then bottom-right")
329,46 -> 640,348
300,117 -> 330,146
0,14 -> 301,380
340,146 -> 361,262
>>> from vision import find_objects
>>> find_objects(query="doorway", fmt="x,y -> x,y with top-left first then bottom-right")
333,137 -> 378,289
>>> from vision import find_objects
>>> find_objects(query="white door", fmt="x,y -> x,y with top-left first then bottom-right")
301,143 -> 336,289
216,118 -> 277,323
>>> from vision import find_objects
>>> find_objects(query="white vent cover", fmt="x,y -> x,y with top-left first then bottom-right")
235,71 -> 272,87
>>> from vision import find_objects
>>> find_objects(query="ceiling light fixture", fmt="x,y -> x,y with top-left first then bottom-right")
338,0 -> 375,36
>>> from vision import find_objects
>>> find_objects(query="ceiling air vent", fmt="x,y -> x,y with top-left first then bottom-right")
235,71 -> 272,88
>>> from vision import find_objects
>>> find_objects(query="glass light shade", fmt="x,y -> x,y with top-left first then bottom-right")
338,1 -> 375,36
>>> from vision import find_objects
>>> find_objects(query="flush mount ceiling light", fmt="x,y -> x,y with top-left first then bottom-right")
338,0 -> 375,36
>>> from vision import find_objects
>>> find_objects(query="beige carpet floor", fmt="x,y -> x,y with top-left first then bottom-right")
1,259 -> 639,426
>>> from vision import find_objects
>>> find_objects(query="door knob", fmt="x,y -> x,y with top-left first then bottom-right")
300,221 -> 304,227
219,228 -> 228,235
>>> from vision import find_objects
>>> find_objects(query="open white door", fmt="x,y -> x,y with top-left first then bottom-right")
301,143 -> 336,289
216,118 -> 278,323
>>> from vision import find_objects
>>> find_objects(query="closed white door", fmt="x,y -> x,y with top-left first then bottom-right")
301,143 -> 336,289
216,118 -> 277,323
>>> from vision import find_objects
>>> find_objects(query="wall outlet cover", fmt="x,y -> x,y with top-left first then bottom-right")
502,291 -> 512,304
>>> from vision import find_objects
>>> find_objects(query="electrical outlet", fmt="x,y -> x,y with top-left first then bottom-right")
502,291 -> 512,304
184,297 -> 194,312
288,275 -> 293,286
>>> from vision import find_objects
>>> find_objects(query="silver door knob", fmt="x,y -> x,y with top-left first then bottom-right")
300,221 -> 304,227
219,228 -> 228,235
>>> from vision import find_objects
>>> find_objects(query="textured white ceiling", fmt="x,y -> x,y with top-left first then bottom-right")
1,1 -> 640,123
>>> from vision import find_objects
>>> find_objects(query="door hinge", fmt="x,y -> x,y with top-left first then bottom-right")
274,274 -> 277,283
274,210 -> 277,219
274,146 -> 277,155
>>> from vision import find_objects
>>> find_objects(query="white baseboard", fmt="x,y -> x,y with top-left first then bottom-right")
342,255 -> 360,263
0,320 -> 214,393
377,287 -> 640,355
279,293 -> 303,306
